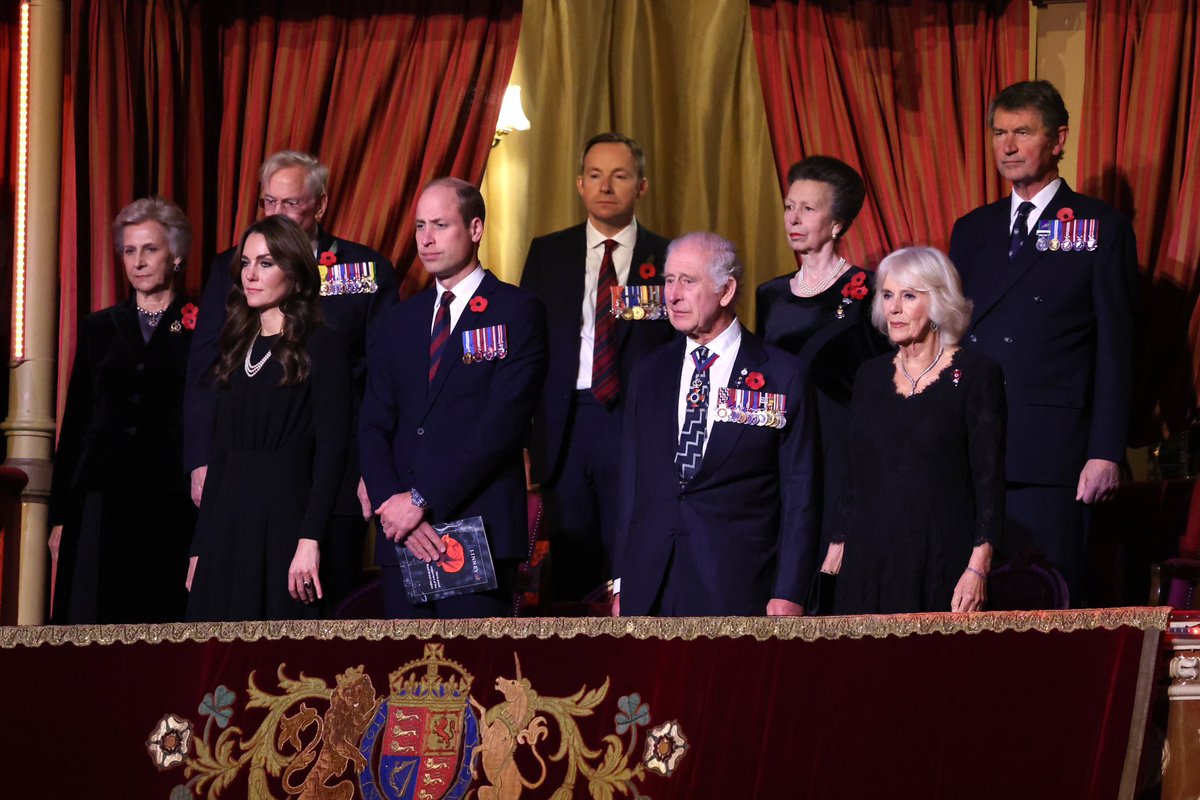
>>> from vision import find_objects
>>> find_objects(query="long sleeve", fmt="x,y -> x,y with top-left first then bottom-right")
967,357 -> 1007,546
298,331 -> 353,542
182,252 -> 232,473
49,325 -> 95,526
771,363 -> 820,602
358,321 -> 405,507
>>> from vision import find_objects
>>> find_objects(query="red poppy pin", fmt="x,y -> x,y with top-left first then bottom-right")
745,371 -> 765,390
318,251 -> 337,266
639,262 -> 657,280
181,303 -> 199,331
952,368 -> 962,387
850,285 -> 868,300
1056,208 -> 1075,223
469,296 -> 488,313
849,271 -> 867,287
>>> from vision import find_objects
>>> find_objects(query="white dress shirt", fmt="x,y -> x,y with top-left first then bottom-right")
676,317 -> 742,454
576,219 -> 640,389
1010,177 -> 1062,231
431,264 -> 485,333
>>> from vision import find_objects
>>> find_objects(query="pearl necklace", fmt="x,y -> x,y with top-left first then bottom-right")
137,305 -> 167,328
244,332 -> 274,378
794,257 -> 847,296
898,341 -> 945,397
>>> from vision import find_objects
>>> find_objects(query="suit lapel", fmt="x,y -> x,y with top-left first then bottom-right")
690,331 -> 767,486
970,183 -> 1073,324
652,338 -> 688,467
423,270 -> 497,412
113,298 -> 146,351
616,226 -> 664,351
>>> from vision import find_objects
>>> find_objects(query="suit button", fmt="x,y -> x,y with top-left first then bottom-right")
1033,296 -> 1043,302
135,363 -> 145,372
126,426 -> 138,436
1003,336 -> 1013,343
969,334 -> 977,343
130,394 -> 141,404
416,427 -> 424,436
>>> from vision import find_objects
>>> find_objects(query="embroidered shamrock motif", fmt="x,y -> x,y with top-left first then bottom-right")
469,296 -> 488,313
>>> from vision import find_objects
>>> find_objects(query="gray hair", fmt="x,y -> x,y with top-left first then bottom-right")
666,231 -> 743,295
871,246 -> 973,346
111,196 -> 193,264
259,150 -> 329,198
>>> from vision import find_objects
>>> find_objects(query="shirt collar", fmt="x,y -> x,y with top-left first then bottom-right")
1010,177 -> 1062,222
585,218 -> 639,251
686,316 -> 741,360
435,263 -> 485,304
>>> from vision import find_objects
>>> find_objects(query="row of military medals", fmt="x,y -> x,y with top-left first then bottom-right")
715,388 -> 788,429
610,285 -> 666,320
320,261 -> 378,296
461,325 -> 508,364
1036,219 -> 1097,252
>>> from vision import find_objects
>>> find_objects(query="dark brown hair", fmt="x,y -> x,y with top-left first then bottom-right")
212,215 -> 323,388
987,80 -> 1069,163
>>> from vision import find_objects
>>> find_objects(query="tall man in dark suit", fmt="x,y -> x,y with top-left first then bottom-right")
359,178 -> 548,619
520,132 -> 673,601
949,81 -> 1138,605
183,150 -> 397,612
612,232 -> 818,617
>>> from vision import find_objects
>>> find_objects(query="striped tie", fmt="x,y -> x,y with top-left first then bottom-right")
675,346 -> 716,483
1009,201 -> 1035,262
591,239 -> 620,406
429,290 -> 455,383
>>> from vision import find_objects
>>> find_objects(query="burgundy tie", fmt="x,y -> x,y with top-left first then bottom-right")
592,239 -> 620,406
429,290 -> 455,383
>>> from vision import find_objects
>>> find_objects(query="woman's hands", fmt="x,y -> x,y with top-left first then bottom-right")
951,543 -> 993,612
820,542 -> 844,574
288,538 -> 322,604
186,556 -> 198,591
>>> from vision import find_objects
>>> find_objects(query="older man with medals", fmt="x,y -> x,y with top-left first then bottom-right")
949,80 -> 1138,606
612,232 -> 818,617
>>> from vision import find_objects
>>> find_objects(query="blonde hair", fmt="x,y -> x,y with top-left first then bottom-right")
870,246 -> 973,345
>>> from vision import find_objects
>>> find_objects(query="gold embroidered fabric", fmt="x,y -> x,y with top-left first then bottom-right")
0,607 -> 1170,649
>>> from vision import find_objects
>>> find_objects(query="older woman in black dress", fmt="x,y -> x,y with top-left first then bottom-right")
49,197 -> 198,623
186,215 -> 351,621
756,157 -> 887,556
821,246 -> 1004,614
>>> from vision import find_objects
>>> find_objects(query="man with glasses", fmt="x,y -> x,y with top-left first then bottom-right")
183,149 -> 397,614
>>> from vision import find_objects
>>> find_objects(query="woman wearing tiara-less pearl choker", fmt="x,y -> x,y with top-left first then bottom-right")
755,156 -> 889,588
185,215 -> 352,622
819,246 -> 1005,615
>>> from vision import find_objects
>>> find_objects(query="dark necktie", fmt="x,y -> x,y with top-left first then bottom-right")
675,346 -> 717,483
1009,201 -> 1035,262
428,290 -> 455,383
592,239 -> 620,406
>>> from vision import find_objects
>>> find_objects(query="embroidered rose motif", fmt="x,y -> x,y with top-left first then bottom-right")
180,303 -> 199,331
745,371 -> 765,390
643,720 -> 688,776
469,296 -> 488,313
639,262 -> 656,280
318,251 -> 337,266
146,713 -> 193,771
1057,207 -> 1075,223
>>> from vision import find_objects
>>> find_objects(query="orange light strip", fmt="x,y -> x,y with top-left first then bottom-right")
12,2 -> 30,363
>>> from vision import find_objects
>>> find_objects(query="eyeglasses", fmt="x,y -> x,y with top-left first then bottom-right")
258,196 -> 312,212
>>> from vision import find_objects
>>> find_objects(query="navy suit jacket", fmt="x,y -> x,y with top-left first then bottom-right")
520,222 -> 673,484
949,181 -> 1137,486
183,228 -> 396,511
614,327 -> 819,616
358,270 -> 549,565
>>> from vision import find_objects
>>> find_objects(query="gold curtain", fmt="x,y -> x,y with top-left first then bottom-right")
480,0 -> 793,325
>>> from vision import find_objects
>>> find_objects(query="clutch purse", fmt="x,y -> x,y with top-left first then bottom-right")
805,570 -> 837,616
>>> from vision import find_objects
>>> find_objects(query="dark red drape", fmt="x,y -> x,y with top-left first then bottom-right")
58,0 -> 520,420
1078,0 -> 1200,443
749,0 -> 1029,269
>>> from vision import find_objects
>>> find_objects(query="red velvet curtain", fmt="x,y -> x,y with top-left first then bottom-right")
58,0 -> 521,414
749,0 -> 1029,269
1078,0 -> 1200,443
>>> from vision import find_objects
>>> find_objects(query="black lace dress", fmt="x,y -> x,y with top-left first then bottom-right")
831,348 -> 1005,614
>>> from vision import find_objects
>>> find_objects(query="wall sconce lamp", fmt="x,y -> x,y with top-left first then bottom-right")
493,85 -> 531,147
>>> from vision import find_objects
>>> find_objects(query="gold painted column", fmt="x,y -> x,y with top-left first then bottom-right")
3,0 -> 64,625
1164,642 -> 1200,798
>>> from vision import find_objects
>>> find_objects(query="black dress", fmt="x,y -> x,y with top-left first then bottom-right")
756,268 -> 889,545
186,326 -> 352,622
832,348 -> 1005,614
49,296 -> 197,624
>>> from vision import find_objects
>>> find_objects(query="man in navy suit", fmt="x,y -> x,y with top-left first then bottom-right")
183,150 -> 397,613
949,81 -> 1138,605
520,132 -> 673,601
612,232 -> 818,617
359,178 -> 548,619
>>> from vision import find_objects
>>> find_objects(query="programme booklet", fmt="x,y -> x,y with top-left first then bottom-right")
395,515 -> 498,603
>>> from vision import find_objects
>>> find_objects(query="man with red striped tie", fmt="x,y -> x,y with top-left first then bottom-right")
359,178 -> 548,618
520,133 -> 674,603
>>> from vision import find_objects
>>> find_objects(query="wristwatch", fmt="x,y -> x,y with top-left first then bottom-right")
409,488 -> 428,509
